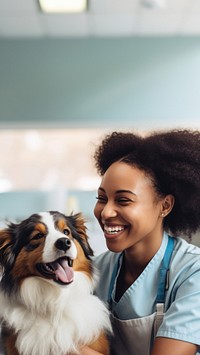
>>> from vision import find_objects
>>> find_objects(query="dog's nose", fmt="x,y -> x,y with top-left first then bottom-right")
55,238 -> 71,252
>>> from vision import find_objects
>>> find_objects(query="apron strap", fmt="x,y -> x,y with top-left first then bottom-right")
154,303 -> 165,337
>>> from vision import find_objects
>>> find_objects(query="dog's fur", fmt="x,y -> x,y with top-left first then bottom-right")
0,211 -> 111,355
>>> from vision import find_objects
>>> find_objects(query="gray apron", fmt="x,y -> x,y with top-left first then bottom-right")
108,237 -> 174,355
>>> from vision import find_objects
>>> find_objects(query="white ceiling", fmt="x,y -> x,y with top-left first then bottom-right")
0,0 -> 200,38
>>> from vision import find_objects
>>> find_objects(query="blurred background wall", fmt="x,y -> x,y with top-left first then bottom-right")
0,0 -> 200,252
1,37 -> 200,130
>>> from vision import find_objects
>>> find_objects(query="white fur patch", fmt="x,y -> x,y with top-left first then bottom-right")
0,273 -> 111,355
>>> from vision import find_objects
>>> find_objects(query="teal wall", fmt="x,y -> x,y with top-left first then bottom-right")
0,37 -> 200,129
0,189 -> 96,221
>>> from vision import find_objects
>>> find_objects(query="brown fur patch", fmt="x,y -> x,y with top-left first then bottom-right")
13,245 -> 44,285
56,218 -> 69,232
73,239 -> 92,278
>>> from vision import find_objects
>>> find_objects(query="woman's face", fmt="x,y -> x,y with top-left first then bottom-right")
94,161 -> 165,253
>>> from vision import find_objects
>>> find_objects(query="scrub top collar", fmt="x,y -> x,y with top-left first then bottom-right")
108,232 -> 173,318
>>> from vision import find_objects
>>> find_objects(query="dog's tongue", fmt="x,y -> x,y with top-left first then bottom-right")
55,259 -> 74,284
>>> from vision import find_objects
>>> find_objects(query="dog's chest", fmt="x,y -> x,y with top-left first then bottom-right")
0,279 -> 106,355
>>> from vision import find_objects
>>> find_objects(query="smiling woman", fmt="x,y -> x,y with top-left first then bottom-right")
94,162 -> 167,255
92,129 -> 200,355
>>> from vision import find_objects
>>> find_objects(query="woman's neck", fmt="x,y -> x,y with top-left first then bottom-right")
115,233 -> 164,302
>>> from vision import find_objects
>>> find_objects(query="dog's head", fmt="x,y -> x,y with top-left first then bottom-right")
0,211 -> 94,294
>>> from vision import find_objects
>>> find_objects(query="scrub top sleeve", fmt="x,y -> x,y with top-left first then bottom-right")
157,267 -> 200,347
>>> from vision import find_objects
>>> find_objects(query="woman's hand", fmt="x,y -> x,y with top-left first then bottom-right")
79,346 -> 104,355
151,337 -> 198,355
68,346 -> 104,355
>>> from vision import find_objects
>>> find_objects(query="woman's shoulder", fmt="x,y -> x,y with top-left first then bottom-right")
170,236 -> 200,280
173,236 -> 200,258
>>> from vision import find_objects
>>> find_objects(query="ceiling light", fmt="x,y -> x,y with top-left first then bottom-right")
141,0 -> 166,8
39,0 -> 87,13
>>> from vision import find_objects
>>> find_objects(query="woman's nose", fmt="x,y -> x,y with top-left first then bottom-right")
101,202 -> 117,220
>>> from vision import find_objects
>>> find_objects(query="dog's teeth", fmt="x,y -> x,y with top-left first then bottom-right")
46,264 -> 53,272
68,259 -> 73,267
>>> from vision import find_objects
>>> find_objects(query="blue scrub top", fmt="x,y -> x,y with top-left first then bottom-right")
94,232 -> 200,348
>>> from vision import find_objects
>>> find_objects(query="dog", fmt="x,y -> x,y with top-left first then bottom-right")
0,211 -> 111,355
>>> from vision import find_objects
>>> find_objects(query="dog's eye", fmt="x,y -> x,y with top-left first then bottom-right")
32,233 -> 44,240
63,229 -> 70,236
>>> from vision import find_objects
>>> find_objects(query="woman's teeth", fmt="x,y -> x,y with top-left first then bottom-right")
104,226 -> 125,234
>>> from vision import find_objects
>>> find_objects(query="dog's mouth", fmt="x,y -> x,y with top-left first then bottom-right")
36,257 -> 74,285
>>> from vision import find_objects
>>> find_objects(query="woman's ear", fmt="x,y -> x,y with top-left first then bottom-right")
160,195 -> 175,218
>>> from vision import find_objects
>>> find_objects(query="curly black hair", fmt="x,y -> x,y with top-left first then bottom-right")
94,129 -> 200,238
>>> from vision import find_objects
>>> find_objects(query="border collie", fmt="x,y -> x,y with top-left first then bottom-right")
0,211 -> 111,355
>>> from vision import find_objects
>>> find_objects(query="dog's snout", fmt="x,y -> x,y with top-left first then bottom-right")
55,238 -> 71,252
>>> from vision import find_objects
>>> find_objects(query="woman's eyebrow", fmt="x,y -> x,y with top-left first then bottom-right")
116,190 -> 136,196
98,187 -> 136,196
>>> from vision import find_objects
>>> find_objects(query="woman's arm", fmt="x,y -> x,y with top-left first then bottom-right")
68,346 -> 104,355
151,337 -> 198,355
79,346 -> 104,355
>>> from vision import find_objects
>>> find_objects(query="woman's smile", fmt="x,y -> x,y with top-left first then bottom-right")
103,224 -> 127,239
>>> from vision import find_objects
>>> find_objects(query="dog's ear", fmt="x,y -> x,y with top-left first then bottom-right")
0,229 -> 13,251
72,213 -> 87,235
69,213 -> 94,257
0,228 -> 15,268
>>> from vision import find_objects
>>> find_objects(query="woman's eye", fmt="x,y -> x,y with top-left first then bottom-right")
32,233 -> 44,240
63,229 -> 70,236
96,196 -> 107,203
118,198 -> 132,204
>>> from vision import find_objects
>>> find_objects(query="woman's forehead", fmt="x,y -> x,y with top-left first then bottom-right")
100,162 -> 153,192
